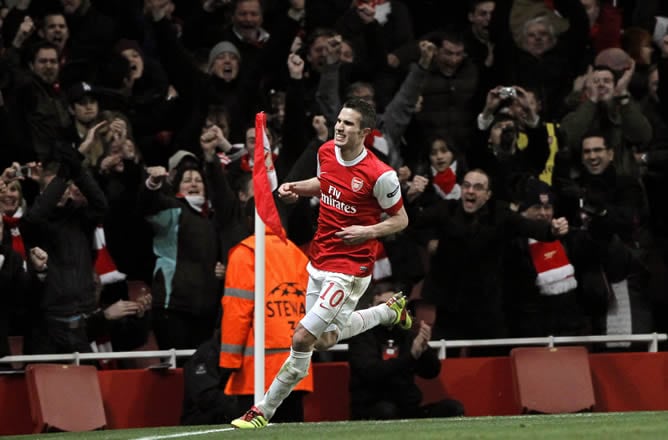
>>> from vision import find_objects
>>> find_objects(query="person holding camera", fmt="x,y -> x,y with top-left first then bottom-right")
469,108 -> 551,205
488,0 -> 590,119
471,84 -> 562,197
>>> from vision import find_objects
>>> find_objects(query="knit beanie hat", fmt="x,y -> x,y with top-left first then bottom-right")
519,178 -> 554,212
208,41 -> 241,71
114,39 -> 144,59
594,47 -> 632,73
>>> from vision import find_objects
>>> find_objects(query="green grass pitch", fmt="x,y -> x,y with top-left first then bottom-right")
4,412 -> 668,439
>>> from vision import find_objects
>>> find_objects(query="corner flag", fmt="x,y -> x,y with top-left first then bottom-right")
253,112 -> 287,242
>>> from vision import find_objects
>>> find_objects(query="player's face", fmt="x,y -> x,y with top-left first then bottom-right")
334,107 -> 367,151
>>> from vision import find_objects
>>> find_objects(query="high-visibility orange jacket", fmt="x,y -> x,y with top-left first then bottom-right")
220,233 -> 313,395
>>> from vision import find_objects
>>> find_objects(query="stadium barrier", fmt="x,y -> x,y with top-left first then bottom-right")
1,333 -> 665,367
0,334 -> 666,435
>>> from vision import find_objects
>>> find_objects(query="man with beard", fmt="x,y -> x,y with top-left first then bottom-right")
411,169 -> 569,355
12,41 -> 77,162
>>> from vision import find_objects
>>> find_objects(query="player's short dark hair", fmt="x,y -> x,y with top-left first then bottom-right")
342,97 -> 376,131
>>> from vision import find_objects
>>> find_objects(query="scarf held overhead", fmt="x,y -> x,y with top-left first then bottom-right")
528,239 -> 577,295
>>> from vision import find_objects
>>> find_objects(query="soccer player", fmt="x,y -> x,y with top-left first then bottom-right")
232,98 -> 411,429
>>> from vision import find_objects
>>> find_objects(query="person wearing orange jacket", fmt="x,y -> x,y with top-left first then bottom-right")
220,202 -> 313,423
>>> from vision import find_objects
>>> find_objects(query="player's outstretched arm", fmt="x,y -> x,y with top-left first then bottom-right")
278,177 -> 320,203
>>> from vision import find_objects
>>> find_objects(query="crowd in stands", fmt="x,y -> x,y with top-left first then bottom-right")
1,0 -> 668,369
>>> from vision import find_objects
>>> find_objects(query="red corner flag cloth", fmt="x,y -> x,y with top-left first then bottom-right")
253,112 -> 287,243
94,225 -> 126,285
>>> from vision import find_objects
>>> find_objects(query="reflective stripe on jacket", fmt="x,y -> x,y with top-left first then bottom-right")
220,233 -> 313,394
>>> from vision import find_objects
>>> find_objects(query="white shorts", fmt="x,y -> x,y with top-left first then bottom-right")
299,262 -> 371,339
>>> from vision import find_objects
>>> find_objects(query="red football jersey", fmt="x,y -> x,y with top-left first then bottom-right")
309,141 -> 403,276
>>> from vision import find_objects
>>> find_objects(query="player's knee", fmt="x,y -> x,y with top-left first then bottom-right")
292,326 -> 317,352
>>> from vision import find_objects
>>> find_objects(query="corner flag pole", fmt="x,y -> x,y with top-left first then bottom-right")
254,212 -> 265,403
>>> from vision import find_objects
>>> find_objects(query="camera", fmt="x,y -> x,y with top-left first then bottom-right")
498,87 -> 517,100
15,165 -> 31,179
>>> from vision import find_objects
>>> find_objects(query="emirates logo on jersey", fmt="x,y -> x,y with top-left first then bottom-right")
351,177 -> 364,192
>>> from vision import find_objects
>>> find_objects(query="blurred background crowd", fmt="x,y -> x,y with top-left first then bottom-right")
0,0 -> 667,364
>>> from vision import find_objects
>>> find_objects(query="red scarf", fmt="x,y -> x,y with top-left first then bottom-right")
93,225 -> 126,285
431,162 -> 461,200
433,168 -> 456,195
2,214 -> 25,260
528,239 -> 577,295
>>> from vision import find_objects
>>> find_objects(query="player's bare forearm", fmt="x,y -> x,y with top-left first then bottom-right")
294,177 -> 321,197
279,177 -> 321,198
335,206 -> 408,245
370,205 -> 408,238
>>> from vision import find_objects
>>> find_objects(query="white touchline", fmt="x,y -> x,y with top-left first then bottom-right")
133,427 -> 236,440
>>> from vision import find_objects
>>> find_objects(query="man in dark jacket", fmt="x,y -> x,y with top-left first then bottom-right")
147,1 -> 257,145
0,213 -> 47,360
411,169 -> 569,351
554,132 -> 653,340
181,329 -> 238,425
12,41 -> 77,163
348,283 -> 464,420
21,151 -> 108,354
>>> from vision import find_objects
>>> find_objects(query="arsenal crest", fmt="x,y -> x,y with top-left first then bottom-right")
351,176 -> 364,192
